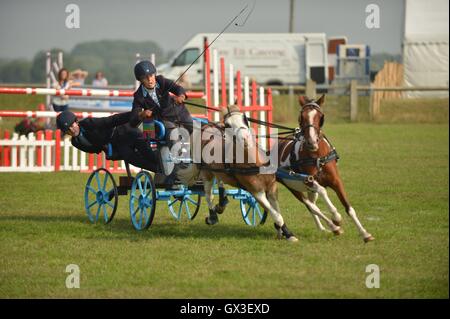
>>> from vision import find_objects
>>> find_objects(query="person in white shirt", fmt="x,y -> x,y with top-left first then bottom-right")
92,71 -> 108,87
52,68 -> 74,112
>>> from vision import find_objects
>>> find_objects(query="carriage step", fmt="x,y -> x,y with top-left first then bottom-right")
155,183 -> 180,189
117,186 -> 129,196
188,184 -> 204,192
119,176 -> 134,187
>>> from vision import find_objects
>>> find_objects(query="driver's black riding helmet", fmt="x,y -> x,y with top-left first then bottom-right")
134,60 -> 156,81
56,110 -> 77,134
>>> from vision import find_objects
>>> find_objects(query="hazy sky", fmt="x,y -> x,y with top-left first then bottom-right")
0,0 -> 405,60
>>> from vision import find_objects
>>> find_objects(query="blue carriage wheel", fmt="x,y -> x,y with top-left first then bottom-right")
167,194 -> 201,221
84,168 -> 118,224
239,194 -> 268,226
129,171 -> 156,230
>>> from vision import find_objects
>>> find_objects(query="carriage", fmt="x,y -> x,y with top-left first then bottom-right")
81,95 -> 376,242
83,118 -> 268,231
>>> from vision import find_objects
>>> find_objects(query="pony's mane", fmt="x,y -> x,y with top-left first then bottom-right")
221,105 -> 240,116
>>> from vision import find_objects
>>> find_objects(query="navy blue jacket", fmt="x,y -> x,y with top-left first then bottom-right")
71,112 -> 131,154
130,75 -> 187,127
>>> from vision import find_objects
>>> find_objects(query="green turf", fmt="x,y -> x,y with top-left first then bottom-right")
0,123 -> 448,298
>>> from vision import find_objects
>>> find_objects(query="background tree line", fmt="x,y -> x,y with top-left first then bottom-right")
0,38 -> 400,85
0,39 -> 172,85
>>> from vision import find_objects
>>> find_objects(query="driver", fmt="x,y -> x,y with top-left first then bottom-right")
130,61 -> 193,186
56,110 -> 159,172
130,60 -> 193,135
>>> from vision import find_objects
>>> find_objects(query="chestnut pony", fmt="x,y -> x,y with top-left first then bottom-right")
278,95 -> 374,243
176,105 -> 299,242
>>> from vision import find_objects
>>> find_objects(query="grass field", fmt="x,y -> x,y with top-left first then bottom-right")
0,120 -> 448,298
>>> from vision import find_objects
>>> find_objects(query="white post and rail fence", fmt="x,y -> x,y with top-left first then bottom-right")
0,111 -> 137,173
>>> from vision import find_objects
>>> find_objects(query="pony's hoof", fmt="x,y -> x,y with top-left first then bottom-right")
287,236 -> 299,243
364,234 -> 375,243
333,227 -> 343,236
332,219 -> 342,227
218,197 -> 229,212
205,216 -> 218,225
214,204 -> 225,215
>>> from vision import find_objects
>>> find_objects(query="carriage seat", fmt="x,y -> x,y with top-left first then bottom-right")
104,143 -> 123,161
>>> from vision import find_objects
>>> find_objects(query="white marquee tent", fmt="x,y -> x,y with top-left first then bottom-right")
403,0 -> 449,97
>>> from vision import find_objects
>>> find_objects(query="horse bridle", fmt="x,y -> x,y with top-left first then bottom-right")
289,103 -> 339,173
223,106 -> 249,129
299,102 -> 324,133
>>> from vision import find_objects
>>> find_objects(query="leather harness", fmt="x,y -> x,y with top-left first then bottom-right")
289,102 -> 340,173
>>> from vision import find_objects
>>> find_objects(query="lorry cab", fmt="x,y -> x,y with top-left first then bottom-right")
157,33 -> 329,87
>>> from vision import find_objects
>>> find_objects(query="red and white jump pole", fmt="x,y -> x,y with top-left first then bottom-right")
0,110 -> 114,119
0,87 -> 204,99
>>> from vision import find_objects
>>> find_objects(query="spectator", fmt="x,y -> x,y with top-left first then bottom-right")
52,68 -> 73,112
92,71 -> 108,87
70,69 -> 88,86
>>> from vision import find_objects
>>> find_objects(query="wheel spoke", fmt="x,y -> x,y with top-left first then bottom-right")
106,201 -> 115,209
87,200 -> 97,209
137,177 -> 144,195
132,206 -> 140,217
177,200 -> 183,219
103,173 -> 109,190
87,185 -> 97,195
103,204 -> 108,222
254,204 -> 263,219
186,197 -> 199,206
168,198 -> 179,207
95,204 -> 102,222
245,204 -> 252,219
185,200 -> 191,219
252,205 -> 256,226
143,178 -> 148,194
139,207 -> 144,227
95,172 -> 101,190
142,207 -> 148,223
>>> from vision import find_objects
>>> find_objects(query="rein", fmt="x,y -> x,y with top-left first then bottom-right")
184,100 -> 297,132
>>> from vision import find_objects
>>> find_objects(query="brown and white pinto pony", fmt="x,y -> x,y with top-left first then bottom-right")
279,95 -> 374,243
176,105 -> 299,242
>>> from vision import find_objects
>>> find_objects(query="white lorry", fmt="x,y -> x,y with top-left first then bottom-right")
157,33 -> 329,86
